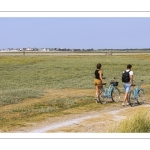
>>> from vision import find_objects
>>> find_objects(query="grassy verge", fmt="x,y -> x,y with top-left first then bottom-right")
110,107 -> 150,133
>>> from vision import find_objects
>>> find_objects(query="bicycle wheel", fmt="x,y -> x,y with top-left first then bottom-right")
99,89 -> 107,104
137,89 -> 145,104
129,90 -> 135,107
111,87 -> 120,102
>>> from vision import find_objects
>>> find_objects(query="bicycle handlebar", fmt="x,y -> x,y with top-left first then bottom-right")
102,83 -> 107,85
132,80 -> 144,86
102,77 -> 118,81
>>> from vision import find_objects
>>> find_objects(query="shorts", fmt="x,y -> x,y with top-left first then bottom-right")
123,83 -> 131,93
94,79 -> 102,87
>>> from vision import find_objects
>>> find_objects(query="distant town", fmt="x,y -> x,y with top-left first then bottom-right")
0,47 -> 150,52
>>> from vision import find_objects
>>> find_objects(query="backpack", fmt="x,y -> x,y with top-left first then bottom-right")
122,70 -> 130,83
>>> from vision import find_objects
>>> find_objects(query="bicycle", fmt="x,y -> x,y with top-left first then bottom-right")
97,78 -> 121,104
128,80 -> 145,107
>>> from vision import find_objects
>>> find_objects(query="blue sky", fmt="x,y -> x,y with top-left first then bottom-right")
1,17 -> 150,49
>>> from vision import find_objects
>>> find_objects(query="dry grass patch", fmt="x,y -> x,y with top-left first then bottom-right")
110,106 -> 150,133
0,88 -> 101,132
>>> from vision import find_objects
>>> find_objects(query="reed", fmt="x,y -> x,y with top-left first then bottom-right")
111,108 -> 150,133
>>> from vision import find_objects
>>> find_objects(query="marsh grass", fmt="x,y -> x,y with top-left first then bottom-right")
0,88 -> 43,106
0,54 -> 150,131
0,55 -> 150,105
111,108 -> 150,133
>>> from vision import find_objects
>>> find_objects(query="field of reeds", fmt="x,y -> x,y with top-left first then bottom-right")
0,54 -> 150,132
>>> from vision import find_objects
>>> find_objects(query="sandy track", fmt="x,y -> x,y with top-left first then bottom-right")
11,103 -> 150,133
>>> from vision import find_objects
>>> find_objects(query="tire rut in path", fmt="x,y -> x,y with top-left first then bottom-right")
28,107 -> 128,133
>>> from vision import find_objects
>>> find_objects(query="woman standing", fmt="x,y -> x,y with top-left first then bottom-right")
94,63 -> 104,103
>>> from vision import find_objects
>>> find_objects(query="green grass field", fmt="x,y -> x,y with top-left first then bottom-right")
0,54 -> 150,132
0,54 -> 150,105
0,55 -> 150,106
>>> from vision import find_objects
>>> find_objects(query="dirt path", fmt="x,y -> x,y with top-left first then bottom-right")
11,103 -> 150,133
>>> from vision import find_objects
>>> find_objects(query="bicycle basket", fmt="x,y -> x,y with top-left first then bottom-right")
110,81 -> 118,86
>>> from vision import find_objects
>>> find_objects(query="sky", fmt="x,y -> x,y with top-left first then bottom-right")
1,17 -> 150,49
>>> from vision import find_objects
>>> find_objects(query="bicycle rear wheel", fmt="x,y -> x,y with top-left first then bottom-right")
129,90 -> 136,107
99,89 -> 107,104
111,87 -> 120,102
137,89 -> 145,104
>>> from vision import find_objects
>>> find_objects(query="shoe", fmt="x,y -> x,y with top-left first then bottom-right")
94,98 -> 98,101
126,103 -> 129,106
96,98 -> 100,103
122,102 -> 125,106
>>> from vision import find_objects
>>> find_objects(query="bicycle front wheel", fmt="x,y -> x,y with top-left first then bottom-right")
129,90 -> 135,107
99,89 -> 107,104
137,89 -> 145,104
111,87 -> 120,102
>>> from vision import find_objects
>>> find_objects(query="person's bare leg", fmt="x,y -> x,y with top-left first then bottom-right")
124,92 -> 128,102
95,85 -> 98,99
126,93 -> 129,105
123,92 -> 128,106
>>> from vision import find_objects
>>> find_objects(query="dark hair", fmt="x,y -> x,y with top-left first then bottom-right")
127,64 -> 132,69
96,63 -> 101,69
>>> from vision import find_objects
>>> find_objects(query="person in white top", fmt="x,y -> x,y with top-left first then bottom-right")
122,64 -> 133,106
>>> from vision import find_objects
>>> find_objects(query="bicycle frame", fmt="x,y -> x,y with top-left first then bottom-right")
131,80 -> 143,99
97,77 -> 120,104
133,86 -> 141,100
129,80 -> 145,107
103,84 -> 115,98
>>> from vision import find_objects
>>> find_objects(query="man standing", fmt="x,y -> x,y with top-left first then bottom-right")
122,64 -> 133,106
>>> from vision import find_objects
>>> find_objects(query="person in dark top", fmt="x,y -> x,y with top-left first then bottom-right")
94,63 -> 104,102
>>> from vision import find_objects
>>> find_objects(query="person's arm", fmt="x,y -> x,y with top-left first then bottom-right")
99,70 -> 103,82
130,74 -> 133,84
